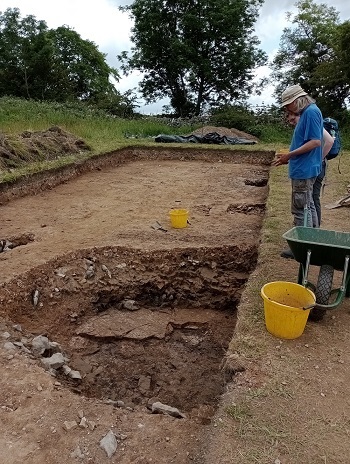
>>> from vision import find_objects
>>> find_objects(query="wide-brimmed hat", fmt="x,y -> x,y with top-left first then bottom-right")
281,85 -> 307,107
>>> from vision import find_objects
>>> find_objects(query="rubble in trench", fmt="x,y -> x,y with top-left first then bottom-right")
0,244 -> 258,419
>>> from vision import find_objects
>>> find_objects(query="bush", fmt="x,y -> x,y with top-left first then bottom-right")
209,105 -> 256,132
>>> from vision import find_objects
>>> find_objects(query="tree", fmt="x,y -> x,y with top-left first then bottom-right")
312,20 -> 350,117
0,8 -> 129,110
119,0 -> 266,116
0,8 -> 49,98
269,0 -> 350,116
45,26 -> 120,103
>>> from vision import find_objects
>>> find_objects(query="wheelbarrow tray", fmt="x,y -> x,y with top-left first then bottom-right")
283,226 -> 350,271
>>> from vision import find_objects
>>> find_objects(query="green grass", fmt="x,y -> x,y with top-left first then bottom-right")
0,97 -> 200,153
1,96 -> 348,189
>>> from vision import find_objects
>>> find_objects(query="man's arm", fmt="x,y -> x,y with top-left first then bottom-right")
272,139 -> 321,166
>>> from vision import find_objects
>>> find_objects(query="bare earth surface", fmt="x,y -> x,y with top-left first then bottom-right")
0,142 -> 349,464
0,146 -> 270,464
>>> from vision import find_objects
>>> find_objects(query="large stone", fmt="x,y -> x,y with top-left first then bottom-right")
77,308 -> 172,340
100,430 -> 117,458
151,401 -> 186,419
41,352 -> 65,370
31,335 -> 50,355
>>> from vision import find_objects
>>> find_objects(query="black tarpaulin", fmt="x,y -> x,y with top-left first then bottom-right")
155,132 -> 256,145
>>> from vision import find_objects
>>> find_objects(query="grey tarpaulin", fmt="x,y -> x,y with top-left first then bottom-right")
155,131 -> 256,145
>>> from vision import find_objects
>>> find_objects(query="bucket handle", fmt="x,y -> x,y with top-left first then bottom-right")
303,303 -> 316,310
266,296 -> 316,311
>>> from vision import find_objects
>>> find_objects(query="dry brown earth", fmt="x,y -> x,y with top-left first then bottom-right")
0,134 -> 349,464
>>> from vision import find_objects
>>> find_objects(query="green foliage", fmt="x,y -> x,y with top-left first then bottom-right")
1,97 -> 349,156
43,26 -> 119,103
0,8 -> 136,116
269,0 -> 350,116
209,103 -> 293,142
119,0 -> 267,117
211,105 -> 255,129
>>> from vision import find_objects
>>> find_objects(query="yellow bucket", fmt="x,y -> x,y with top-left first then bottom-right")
169,209 -> 189,229
261,281 -> 315,339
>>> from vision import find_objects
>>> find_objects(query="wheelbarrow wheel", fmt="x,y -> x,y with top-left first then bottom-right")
310,265 -> 334,321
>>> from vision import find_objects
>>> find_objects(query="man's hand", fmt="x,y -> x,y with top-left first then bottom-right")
272,151 -> 290,166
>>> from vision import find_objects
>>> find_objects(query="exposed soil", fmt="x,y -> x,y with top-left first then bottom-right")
191,125 -> 259,142
1,128 -> 349,464
0,133 -> 272,464
200,161 -> 350,464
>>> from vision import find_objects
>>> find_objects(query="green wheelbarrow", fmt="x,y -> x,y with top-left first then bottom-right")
283,225 -> 350,321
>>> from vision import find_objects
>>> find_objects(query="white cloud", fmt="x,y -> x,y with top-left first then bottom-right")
1,1 -> 132,56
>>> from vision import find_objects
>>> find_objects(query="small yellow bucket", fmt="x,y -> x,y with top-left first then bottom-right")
261,281 -> 315,339
169,209 -> 189,229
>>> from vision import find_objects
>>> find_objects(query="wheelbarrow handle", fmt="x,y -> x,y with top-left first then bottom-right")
303,205 -> 308,227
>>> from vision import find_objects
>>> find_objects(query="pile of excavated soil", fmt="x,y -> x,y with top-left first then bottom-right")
0,126 -> 91,170
190,125 -> 259,142
0,125 -> 257,173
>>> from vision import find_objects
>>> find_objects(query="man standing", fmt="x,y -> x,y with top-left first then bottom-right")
273,84 -> 323,258
286,111 -> 334,227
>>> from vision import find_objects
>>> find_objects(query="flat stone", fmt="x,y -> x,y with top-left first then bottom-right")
100,430 -> 117,458
76,308 -> 172,340
151,401 -> 186,419
76,307 -> 222,341
3,342 -> 16,351
63,420 -> 78,431
172,307 -> 213,327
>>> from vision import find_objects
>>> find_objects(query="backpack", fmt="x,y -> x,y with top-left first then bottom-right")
323,117 -> 341,160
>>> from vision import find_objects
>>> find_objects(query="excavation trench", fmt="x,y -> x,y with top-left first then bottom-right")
0,145 -> 272,452
1,243 -> 258,419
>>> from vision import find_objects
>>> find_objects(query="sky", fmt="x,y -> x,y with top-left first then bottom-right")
1,0 -> 350,114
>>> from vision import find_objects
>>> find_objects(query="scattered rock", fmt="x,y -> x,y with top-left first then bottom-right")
138,375 -> 151,395
32,289 -> 40,307
88,420 -> 96,431
101,264 -> 112,278
100,430 -> 118,458
55,267 -> 67,277
62,365 -> 72,375
85,264 -> 95,279
122,299 -> 139,311
63,420 -> 78,432
41,352 -> 65,370
71,446 -> 85,459
31,335 -> 50,356
104,399 -> 125,408
48,341 -> 62,353
3,341 -> 16,351
79,417 -> 88,429
151,401 -> 186,419
69,369 -> 82,380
